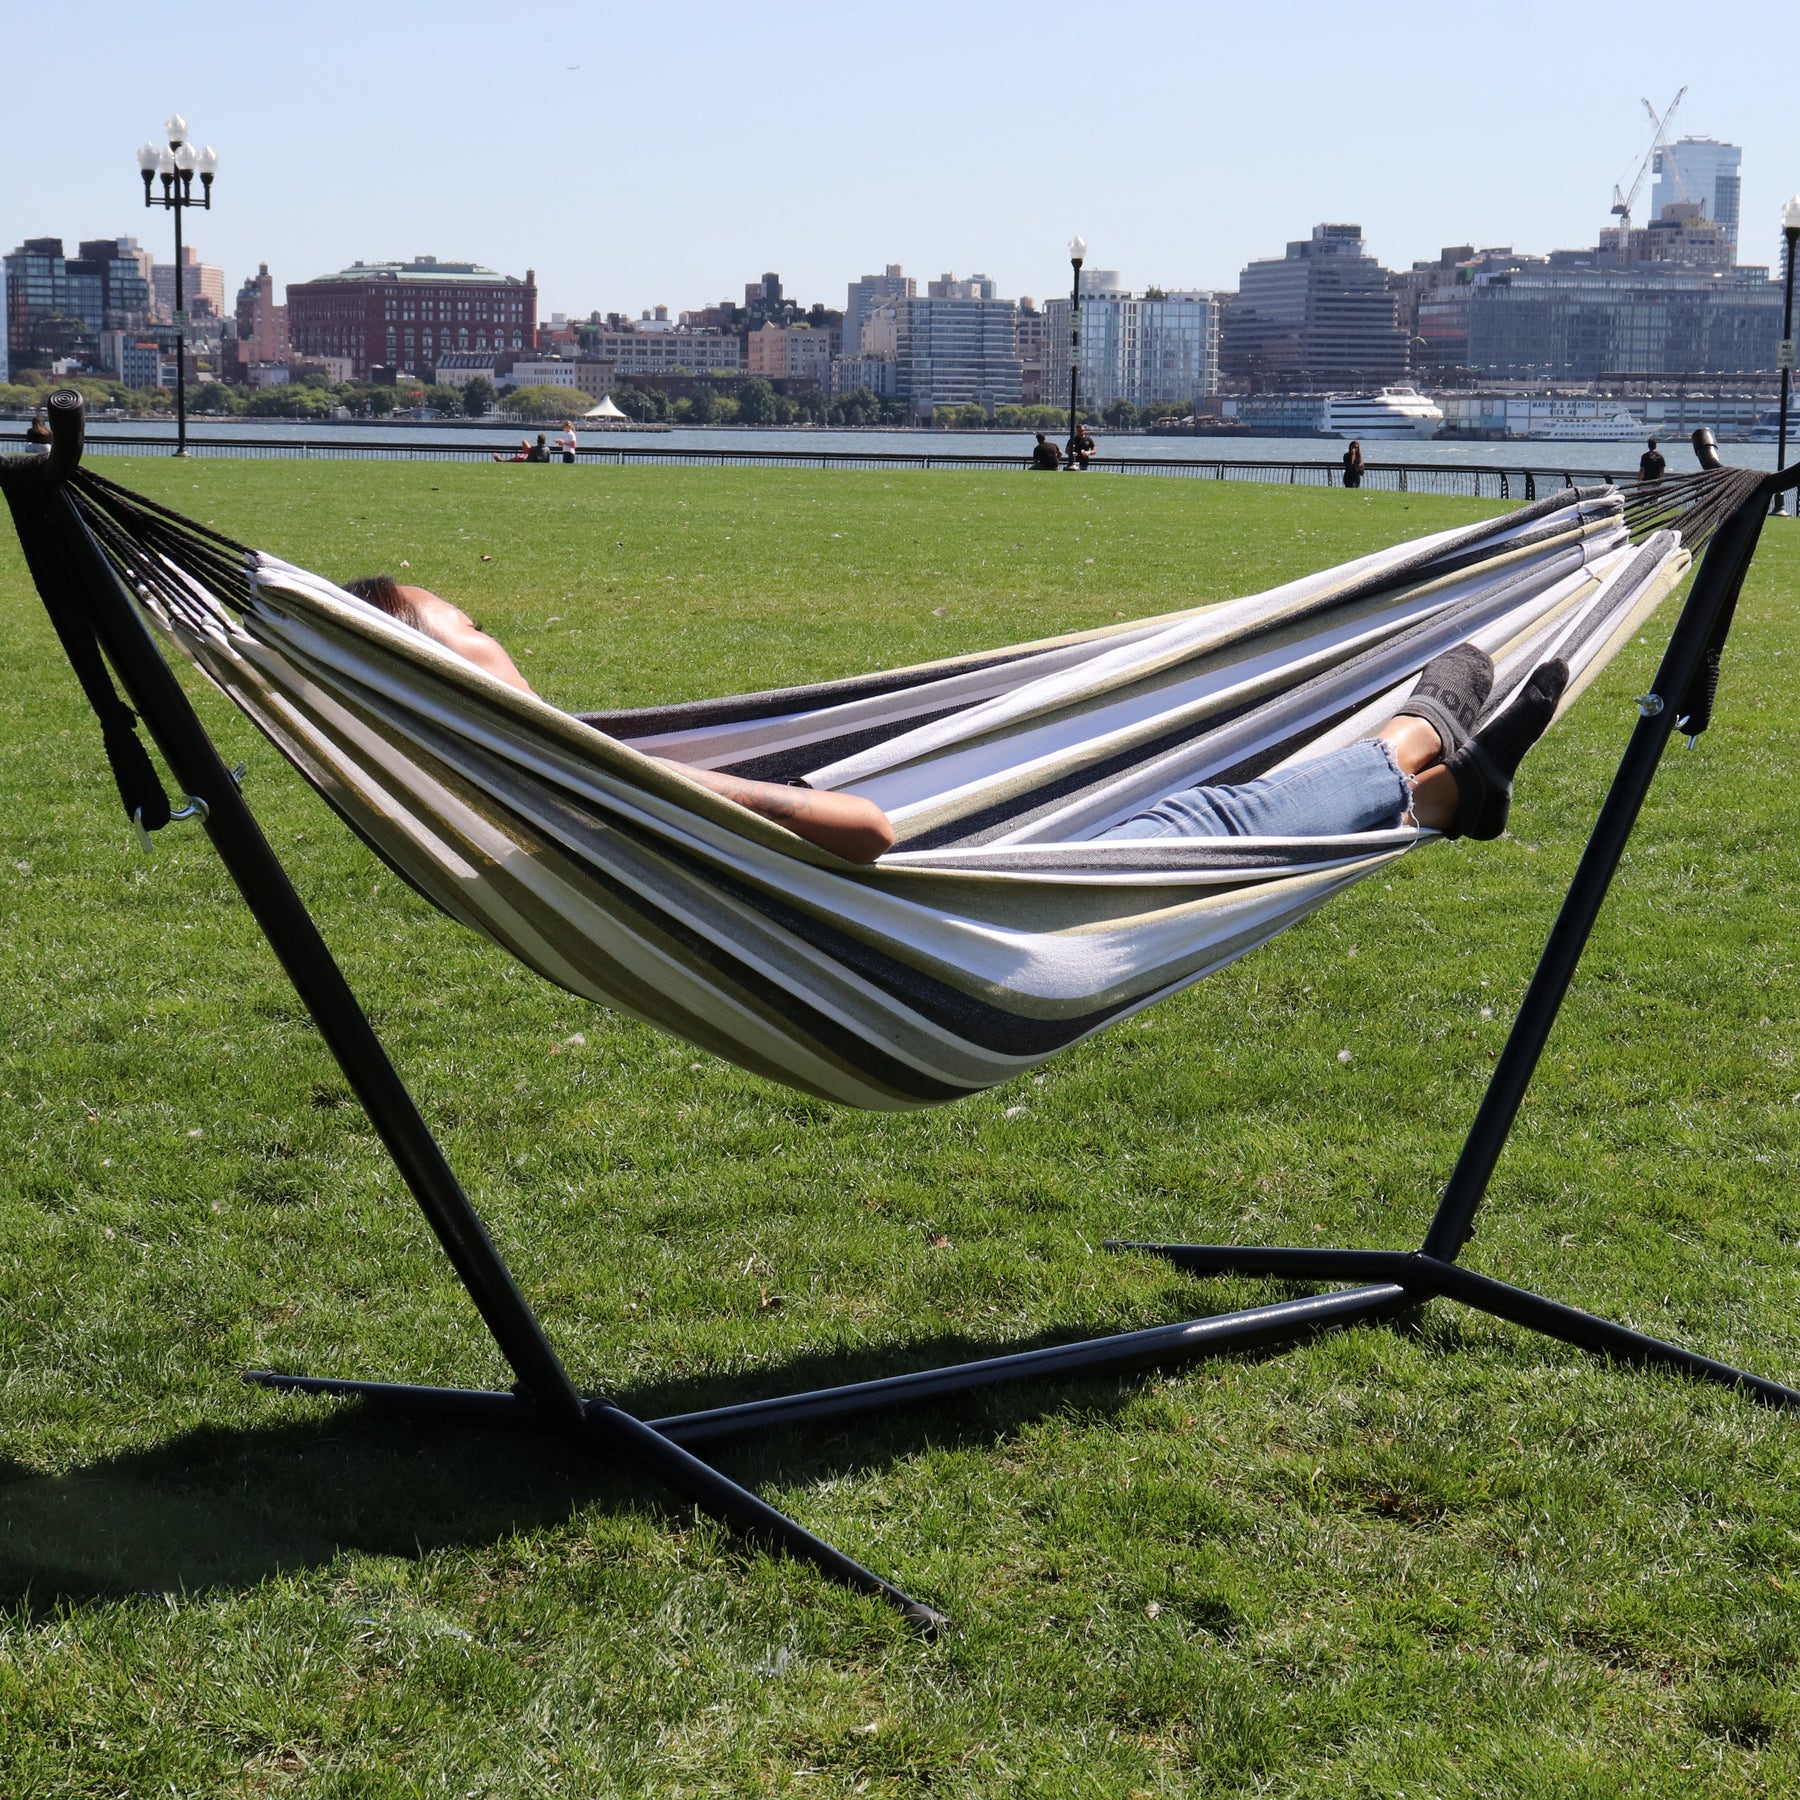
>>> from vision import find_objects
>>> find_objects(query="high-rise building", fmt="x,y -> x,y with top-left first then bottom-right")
1013,298 -> 1046,403
1651,137 -> 1742,259
895,287 -> 1021,418
1222,223 -> 1409,386
150,244 -> 225,322
80,236 -> 155,297
4,235 -> 153,372
234,262 -> 289,364
844,264 -> 915,357
1044,284 -> 1221,410
286,256 -> 537,378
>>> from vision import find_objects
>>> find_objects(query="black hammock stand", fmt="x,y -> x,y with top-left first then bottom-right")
3,389 -> 1797,1631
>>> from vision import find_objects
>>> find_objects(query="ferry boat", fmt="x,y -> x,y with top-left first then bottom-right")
1318,387 -> 1443,440
1539,410 -> 1645,442
1749,404 -> 1795,443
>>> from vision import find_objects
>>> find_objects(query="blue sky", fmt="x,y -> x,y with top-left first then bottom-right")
13,0 -> 1796,316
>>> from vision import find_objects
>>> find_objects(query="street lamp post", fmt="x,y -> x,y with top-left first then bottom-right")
1776,195 -> 1800,516
137,115 -> 218,457
1066,235 -> 1086,466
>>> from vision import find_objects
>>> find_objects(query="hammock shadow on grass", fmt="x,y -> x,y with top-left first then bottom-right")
0,1278 -> 1421,1614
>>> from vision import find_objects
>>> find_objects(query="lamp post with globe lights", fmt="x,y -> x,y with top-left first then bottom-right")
1776,194 -> 1800,516
1066,235 -> 1086,464
137,115 -> 218,456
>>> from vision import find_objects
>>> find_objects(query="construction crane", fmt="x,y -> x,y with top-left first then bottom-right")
1644,89 -> 1692,208
1610,87 -> 1687,260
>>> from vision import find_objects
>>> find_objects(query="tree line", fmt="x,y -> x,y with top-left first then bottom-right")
5,368 -> 1196,432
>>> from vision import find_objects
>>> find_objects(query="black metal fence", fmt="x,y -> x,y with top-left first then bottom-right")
72,433 -> 1626,501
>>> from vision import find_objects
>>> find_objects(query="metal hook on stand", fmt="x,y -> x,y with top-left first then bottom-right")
133,792 -> 209,853
129,764 -> 243,851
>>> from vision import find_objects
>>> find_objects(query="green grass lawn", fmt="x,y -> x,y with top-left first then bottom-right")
4,458 -> 1800,1796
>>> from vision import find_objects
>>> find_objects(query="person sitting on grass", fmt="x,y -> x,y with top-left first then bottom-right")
493,433 -> 553,464
343,576 -> 1567,866
1030,432 -> 1062,471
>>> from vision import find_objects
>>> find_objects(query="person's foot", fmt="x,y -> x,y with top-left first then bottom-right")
1440,659 -> 1570,841
1396,643 -> 1494,762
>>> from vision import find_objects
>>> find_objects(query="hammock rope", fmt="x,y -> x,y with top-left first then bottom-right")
60,466 -> 1752,1110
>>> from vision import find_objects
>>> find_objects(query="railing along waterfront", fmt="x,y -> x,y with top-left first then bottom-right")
70,433 -> 1631,501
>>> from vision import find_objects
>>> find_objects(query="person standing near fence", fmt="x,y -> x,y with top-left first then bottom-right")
1342,440 -> 1365,489
557,420 -> 579,465
1638,437 -> 1666,482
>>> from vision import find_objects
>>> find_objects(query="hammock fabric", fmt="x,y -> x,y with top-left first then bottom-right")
66,471 -> 1699,1110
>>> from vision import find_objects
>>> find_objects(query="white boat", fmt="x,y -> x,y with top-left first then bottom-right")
1318,387 -> 1442,440
1749,404 -> 1795,443
1539,410 -> 1646,442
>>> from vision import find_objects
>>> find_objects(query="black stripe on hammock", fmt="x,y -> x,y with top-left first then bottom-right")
574,485 -> 1629,738
900,537 -> 1616,851
596,492 -> 1633,783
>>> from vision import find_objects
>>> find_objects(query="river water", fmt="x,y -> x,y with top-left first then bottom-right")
71,416 -> 1782,476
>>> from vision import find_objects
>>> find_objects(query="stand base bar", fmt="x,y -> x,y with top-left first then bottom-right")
1120,1243 -> 1800,1409
653,1283 -> 1408,1443
245,1370 -> 532,1419
248,1281 -> 1409,1454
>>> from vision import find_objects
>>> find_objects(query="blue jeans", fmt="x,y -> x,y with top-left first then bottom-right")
1098,740 -> 1411,841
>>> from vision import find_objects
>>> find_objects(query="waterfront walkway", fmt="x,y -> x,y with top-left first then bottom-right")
72,432 -> 1647,502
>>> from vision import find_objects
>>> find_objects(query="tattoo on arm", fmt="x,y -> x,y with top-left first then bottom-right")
708,772 -> 811,822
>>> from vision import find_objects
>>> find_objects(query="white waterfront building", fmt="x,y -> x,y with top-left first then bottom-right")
1043,283 -> 1222,410
504,359 -> 586,389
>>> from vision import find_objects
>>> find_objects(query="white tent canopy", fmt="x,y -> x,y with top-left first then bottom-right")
582,395 -> 628,420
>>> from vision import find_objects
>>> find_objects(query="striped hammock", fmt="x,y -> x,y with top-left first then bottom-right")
71,473 -> 1695,1110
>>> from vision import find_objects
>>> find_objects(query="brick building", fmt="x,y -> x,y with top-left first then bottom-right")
745,323 -> 832,385
286,256 -> 536,379
151,245 -> 225,322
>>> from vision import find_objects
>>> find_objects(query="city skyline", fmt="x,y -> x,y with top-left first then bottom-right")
7,1 -> 1796,323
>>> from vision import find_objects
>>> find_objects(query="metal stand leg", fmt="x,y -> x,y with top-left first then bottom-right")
1115,1245 -> 1800,1409
1107,481 -> 1800,1415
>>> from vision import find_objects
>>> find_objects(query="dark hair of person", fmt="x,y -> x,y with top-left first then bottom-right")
343,574 -> 427,631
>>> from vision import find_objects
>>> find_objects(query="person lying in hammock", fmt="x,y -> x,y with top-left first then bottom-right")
344,576 -> 1567,866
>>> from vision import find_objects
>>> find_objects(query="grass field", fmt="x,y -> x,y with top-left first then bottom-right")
4,458 -> 1800,1796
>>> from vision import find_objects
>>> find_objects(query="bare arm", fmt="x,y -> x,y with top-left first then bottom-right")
393,593 -> 895,859
675,765 -> 894,863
